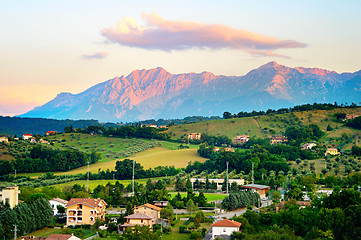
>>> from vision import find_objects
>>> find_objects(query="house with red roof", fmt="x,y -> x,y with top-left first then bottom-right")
65,198 -> 106,226
211,219 -> 242,239
22,134 -> 32,140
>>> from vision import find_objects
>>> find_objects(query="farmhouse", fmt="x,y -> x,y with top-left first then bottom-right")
46,131 -> 57,135
119,212 -> 153,231
324,148 -> 340,156
0,186 -> 20,208
134,203 -> 161,224
270,135 -> 288,144
233,135 -> 250,144
22,134 -> 32,140
302,143 -> 316,150
188,133 -> 201,140
153,200 -> 168,208
46,234 -> 81,240
0,136 -> 9,143
190,178 -> 244,191
65,198 -> 106,226
211,219 -> 242,240
242,184 -> 270,199
49,198 -> 68,215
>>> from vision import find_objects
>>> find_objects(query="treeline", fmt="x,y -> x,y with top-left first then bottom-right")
222,191 -> 260,210
223,102 -> 359,119
87,159 -> 181,181
284,124 -> 324,146
195,145 -> 291,179
346,116 -> 361,129
0,116 -> 115,136
0,145 -> 100,175
65,124 -> 171,141
0,198 -> 53,239
231,189 -> 361,240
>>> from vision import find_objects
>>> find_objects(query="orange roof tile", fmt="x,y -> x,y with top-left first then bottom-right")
211,219 -> 242,227
46,234 -> 74,240
137,203 -> 162,211
65,198 -> 106,208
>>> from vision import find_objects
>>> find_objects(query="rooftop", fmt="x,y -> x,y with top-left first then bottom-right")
242,184 -> 270,190
211,219 -> 242,227
125,212 -> 152,220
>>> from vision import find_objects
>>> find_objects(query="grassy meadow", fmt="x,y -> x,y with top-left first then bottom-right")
169,192 -> 227,202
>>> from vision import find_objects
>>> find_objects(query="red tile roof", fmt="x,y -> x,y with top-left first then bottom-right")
65,198 -> 106,208
211,219 -> 242,227
137,203 -> 162,211
125,212 -> 152,220
46,234 -> 75,240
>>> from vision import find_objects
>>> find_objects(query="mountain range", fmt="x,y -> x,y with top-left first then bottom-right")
20,62 -> 361,122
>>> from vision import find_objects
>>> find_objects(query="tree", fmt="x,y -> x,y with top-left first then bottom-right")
186,178 -> 193,192
270,191 -> 282,203
57,205 -> 65,214
197,192 -> 207,207
186,199 -> 198,215
205,175 -> 210,191
326,124 -> 333,131
160,205 -> 174,225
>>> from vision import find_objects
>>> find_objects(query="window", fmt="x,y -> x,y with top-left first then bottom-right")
223,228 -> 226,232
141,220 -> 143,223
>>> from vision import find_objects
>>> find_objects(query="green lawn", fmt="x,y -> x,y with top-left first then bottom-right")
51,179 -> 151,191
167,117 -> 263,139
169,192 -> 227,202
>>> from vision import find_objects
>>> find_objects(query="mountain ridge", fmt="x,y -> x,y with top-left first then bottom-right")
20,62 -> 361,122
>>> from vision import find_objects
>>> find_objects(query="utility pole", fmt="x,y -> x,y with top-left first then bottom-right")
13,225 -> 17,240
226,161 -> 229,195
87,160 -> 89,192
252,162 -> 254,184
113,173 -> 115,182
132,160 -> 135,194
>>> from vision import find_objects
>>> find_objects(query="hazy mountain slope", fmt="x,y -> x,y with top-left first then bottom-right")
20,62 -> 361,122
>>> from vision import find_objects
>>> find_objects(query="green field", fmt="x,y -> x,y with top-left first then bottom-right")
51,179 -> 151,191
167,117 -> 263,139
169,192 -> 227,202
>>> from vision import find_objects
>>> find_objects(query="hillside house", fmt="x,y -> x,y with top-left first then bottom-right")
190,178 -> 244,191
211,219 -> 242,240
270,135 -> 288,144
153,201 -> 168,208
0,186 -> 20,208
46,234 -> 81,240
134,203 -> 161,224
233,135 -> 250,144
49,198 -> 68,215
30,137 -> 37,143
46,131 -> 57,135
0,136 -> 9,143
302,143 -> 316,150
65,198 -> 106,226
345,114 -> 359,120
39,139 -> 50,144
22,134 -> 32,140
242,184 -> 270,199
188,133 -> 201,140
119,212 -> 153,231
325,148 -> 340,156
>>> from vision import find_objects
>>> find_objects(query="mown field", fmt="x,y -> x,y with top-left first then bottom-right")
51,179 -> 151,191
167,117 -> 263,139
169,192 -> 227,202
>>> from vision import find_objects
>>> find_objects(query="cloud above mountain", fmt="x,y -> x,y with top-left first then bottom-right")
101,12 -> 306,57
82,52 -> 109,60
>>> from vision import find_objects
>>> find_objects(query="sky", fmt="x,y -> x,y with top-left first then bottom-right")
1,0 -> 360,116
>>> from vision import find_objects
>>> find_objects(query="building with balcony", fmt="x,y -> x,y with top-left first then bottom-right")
65,198 -> 106,226
233,135 -> 250,144
188,133 -> 201,140
0,186 -> 20,208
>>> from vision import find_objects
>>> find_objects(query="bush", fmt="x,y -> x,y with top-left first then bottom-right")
190,231 -> 202,240
179,225 -> 187,233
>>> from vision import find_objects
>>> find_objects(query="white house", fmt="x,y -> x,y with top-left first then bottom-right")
211,219 -> 242,239
22,134 -> 32,140
49,198 -> 68,215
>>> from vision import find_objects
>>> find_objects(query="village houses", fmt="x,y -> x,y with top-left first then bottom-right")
233,135 -> 250,144
325,148 -> 341,156
65,198 -> 107,226
188,133 -> 201,140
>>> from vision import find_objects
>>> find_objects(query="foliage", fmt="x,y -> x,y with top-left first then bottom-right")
222,191 -> 260,210
0,198 -> 53,239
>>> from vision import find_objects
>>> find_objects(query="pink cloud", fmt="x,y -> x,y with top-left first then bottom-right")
82,51 -> 109,60
101,12 -> 306,57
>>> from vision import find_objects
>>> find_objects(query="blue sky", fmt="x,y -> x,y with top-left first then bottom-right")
0,0 -> 360,116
